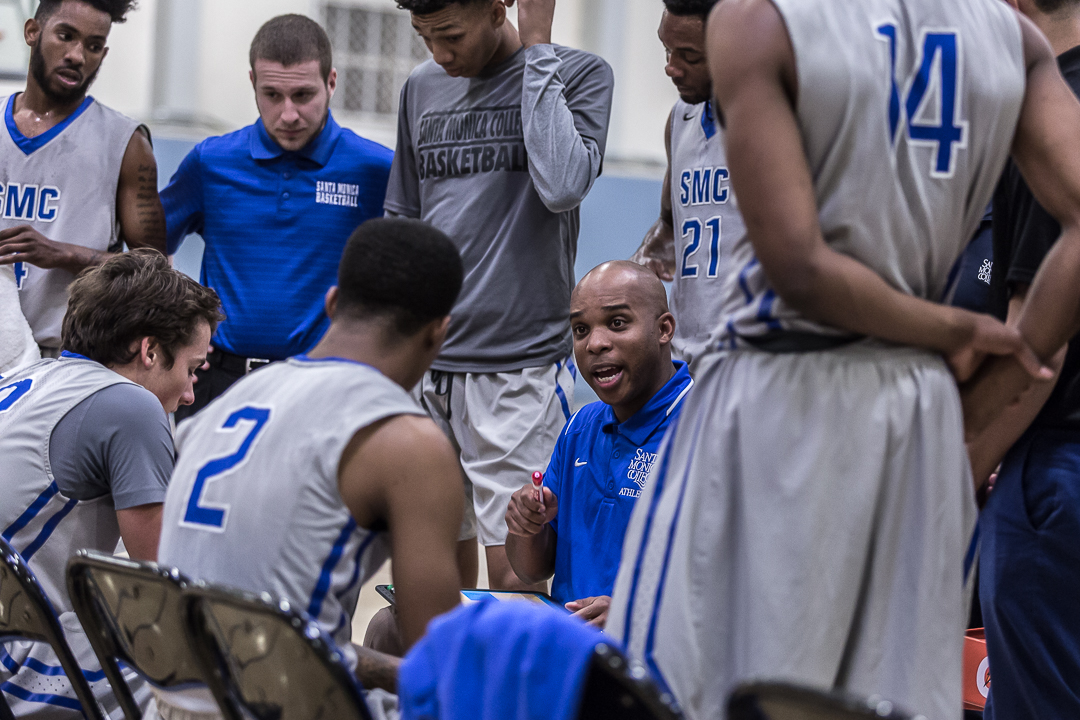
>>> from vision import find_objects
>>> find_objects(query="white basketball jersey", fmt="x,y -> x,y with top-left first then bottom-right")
720,0 -> 1025,344
0,357 -> 132,612
668,99 -> 747,370
159,357 -> 425,670
1,95 -> 138,348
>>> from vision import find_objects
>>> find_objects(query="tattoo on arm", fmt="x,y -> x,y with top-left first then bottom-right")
130,163 -> 166,247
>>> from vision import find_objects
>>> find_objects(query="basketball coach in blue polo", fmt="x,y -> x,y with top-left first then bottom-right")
162,14 -> 393,419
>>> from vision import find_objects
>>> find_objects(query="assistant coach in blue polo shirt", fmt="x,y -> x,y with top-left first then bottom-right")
162,15 -> 392,419
505,261 -> 693,626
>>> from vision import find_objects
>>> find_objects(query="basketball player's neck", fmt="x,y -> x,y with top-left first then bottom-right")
1039,13 -> 1080,57
307,321 -> 429,390
17,74 -> 87,134
484,21 -> 522,72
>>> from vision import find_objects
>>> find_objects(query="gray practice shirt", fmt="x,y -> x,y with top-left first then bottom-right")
49,383 -> 174,509
385,44 -> 614,373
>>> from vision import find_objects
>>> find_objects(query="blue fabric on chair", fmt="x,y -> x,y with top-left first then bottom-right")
399,598 -> 602,720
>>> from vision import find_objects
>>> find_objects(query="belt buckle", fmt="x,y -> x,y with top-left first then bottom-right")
245,358 -> 271,374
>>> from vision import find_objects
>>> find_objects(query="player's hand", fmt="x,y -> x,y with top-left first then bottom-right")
565,595 -> 611,628
0,226 -> 94,272
506,0 -> 555,48
505,484 -> 558,537
631,239 -> 675,282
944,310 -> 1051,384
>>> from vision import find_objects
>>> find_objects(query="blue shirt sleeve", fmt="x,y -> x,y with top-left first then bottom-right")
546,422 -> 569,537
162,144 -> 206,255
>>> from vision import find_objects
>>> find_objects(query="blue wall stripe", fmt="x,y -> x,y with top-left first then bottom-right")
1,681 -> 84,711
2,483 -> 60,542
21,498 -> 78,561
308,519 -> 357,619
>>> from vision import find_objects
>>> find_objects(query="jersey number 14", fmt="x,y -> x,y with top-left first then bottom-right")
877,24 -> 967,178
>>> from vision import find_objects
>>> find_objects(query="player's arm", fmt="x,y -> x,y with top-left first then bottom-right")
116,128 -> 167,255
708,0 -> 1048,384
513,0 -> 614,213
961,17 -> 1080,436
116,504 -> 163,562
966,285 -> 1067,486
631,110 -> 676,281
338,414 -> 463,650
504,483 -> 559,585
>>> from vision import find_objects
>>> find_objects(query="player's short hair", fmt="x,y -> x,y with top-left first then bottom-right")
336,218 -> 464,337
35,0 -> 137,24
249,15 -> 333,83
395,0 -> 489,16
62,250 -> 224,369
662,0 -> 718,17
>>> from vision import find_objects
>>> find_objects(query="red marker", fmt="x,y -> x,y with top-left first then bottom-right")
532,471 -> 544,508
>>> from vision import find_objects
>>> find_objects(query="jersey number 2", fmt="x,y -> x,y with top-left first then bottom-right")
182,406 -> 271,531
877,24 -> 967,178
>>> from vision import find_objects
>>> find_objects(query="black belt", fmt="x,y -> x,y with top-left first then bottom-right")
208,347 -> 275,375
743,330 -> 864,353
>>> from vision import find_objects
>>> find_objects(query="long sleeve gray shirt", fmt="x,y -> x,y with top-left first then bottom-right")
385,44 -> 614,373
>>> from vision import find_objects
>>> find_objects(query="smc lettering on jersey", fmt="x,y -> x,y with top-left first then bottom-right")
0,183 -> 61,222
679,166 -> 730,207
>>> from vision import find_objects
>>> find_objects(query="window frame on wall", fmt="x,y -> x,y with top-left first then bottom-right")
322,0 -> 429,127
0,0 -> 36,80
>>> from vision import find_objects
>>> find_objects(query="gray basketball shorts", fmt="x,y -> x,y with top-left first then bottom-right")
415,360 -> 576,546
606,341 -> 977,720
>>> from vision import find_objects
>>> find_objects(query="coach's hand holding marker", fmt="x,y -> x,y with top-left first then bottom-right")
507,476 -> 559,536
506,0 -> 555,48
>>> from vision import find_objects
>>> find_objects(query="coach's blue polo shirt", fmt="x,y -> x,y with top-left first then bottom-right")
162,113 -> 393,359
547,361 -> 694,604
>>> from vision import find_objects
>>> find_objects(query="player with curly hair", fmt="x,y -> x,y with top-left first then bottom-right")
0,0 -> 166,359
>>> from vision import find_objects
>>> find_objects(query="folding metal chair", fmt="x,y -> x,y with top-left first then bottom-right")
0,538 -> 106,720
728,682 -> 924,720
575,642 -> 683,720
184,583 -> 373,720
66,551 -> 213,720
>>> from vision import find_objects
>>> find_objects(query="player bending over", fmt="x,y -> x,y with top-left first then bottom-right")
155,218 -> 465,719
505,262 -> 693,626
608,0 -> 1080,718
0,251 -> 220,719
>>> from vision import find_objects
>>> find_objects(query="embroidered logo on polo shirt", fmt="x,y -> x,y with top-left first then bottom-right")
620,448 -> 658,498
315,181 -> 359,208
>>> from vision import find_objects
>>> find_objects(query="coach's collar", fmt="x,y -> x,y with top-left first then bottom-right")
601,361 -> 693,445
250,111 -> 343,167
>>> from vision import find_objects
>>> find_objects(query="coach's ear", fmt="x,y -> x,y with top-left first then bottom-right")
325,287 -> 339,319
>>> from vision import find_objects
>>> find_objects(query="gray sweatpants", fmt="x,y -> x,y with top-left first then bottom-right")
606,342 -> 976,720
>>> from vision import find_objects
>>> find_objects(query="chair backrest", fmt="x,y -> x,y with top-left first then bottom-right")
184,583 -> 373,720
65,551 -> 211,720
575,643 -> 683,720
0,538 -> 106,720
728,682 -> 924,720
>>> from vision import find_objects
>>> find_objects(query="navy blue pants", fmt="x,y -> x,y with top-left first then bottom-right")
980,429 -> 1080,718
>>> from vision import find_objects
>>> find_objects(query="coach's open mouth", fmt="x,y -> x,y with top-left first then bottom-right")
592,364 -> 623,390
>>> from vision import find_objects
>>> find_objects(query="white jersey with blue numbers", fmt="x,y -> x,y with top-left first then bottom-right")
0,95 -> 138,349
720,0 -> 1025,344
669,99 -> 747,369
0,358 -> 130,611
159,357 -> 425,672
